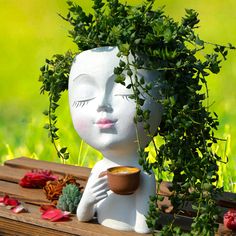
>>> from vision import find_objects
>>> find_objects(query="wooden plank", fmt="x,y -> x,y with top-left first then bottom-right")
0,202 -> 145,236
6,158 -> 235,208
0,165 -> 29,183
0,203 -> 230,236
0,180 -> 49,205
2,157 -> 236,235
0,217 -> 74,236
158,182 -> 236,209
158,212 -> 235,235
217,223 -> 236,236
0,165 -> 87,189
217,191 -> 236,209
4,157 -> 91,181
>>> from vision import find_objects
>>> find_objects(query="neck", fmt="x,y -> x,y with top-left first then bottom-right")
101,150 -> 140,167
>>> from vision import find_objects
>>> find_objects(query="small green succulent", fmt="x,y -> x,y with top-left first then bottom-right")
57,184 -> 83,213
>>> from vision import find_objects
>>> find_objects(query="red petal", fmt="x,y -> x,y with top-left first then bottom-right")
41,208 -> 70,222
42,209 -> 62,220
19,170 -> 57,188
5,198 -> 19,207
0,195 -> 10,206
0,196 -> 5,203
12,204 -> 27,214
50,212 -> 64,222
224,209 -> 236,230
50,211 -> 70,222
3,195 -> 9,203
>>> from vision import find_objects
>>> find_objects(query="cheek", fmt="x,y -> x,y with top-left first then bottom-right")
71,109 -> 91,136
116,105 -> 136,135
75,120 -> 88,133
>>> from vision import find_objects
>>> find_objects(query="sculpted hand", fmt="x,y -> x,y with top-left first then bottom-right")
77,174 -> 109,221
84,175 -> 109,205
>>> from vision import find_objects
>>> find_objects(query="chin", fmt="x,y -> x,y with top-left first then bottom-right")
93,139 -> 138,156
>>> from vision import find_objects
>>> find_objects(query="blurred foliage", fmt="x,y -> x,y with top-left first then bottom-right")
0,0 -> 235,192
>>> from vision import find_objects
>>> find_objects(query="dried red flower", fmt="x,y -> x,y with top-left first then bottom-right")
19,169 -> 58,188
0,195 -> 19,207
43,175 -> 82,205
40,204 -> 70,222
224,209 -> 236,230
0,194 -> 27,213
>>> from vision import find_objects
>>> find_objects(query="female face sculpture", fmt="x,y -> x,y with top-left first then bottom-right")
69,46 -> 162,158
68,46 -> 162,233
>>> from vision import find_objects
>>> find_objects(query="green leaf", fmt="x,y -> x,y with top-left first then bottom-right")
115,74 -> 125,85
60,147 -> 67,153
43,124 -> 50,129
195,35 -> 204,46
118,43 -> 130,56
43,110 -> 49,116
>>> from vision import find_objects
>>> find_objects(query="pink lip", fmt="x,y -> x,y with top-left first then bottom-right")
96,118 -> 117,129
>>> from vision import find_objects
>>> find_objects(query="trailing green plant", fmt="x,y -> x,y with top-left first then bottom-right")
39,0 -> 235,234
40,51 -> 74,160
57,184 -> 83,213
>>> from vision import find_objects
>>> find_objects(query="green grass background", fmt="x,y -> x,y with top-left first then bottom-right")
0,0 -> 235,191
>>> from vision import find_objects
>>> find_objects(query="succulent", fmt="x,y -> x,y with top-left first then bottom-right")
57,184 -> 82,213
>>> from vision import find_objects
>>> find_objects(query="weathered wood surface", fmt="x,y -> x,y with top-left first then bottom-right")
0,157 -> 235,235
4,157 -> 91,181
0,157 -> 144,236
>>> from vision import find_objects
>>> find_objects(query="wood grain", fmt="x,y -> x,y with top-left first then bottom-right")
0,180 -> 49,205
0,202 -> 145,236
4,157 -> 91,181
1,157 -> 236,235
0,217 -> 74,236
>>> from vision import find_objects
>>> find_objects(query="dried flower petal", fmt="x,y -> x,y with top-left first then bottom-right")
0,195 -> 9,205
224,209 -> 236,230
41,208 -> 70,222
0,194 -> 26,214
0,195 -> 6,206
5,198 -> 19,207
12,204 -> 27,214
0,194 -> 19,207
43,175 -> 82,205
19,169 -> 58,188
50,211 -> 70,222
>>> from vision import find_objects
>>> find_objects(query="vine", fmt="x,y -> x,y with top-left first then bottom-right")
39,51 -> 74,160
39,0 -> 235,234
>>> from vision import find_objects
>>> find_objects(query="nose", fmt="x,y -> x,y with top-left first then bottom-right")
97,103 -> 113,113
96,86 -> 113,113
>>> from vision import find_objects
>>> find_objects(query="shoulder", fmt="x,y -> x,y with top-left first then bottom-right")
90,160 -> 107,175
139,170 -> 156,194
141,170 -> 155,184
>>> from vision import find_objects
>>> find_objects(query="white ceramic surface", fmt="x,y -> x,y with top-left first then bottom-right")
68,46 -> 162,233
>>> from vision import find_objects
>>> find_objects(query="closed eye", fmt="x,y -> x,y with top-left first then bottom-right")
72,97 -> 96,108
115,94 -> 132,101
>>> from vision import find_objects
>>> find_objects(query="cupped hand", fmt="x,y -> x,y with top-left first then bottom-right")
83,175 -> 109,205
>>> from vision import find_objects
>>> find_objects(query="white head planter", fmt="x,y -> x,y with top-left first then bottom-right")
69,46 -> 162,233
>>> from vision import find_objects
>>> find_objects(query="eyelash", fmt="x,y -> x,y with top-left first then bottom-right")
73,97 -> 95,108
122,95 -> 130,101
73,95 -> 131,108
116,95 -> 131,101
73,100 -> 88,108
